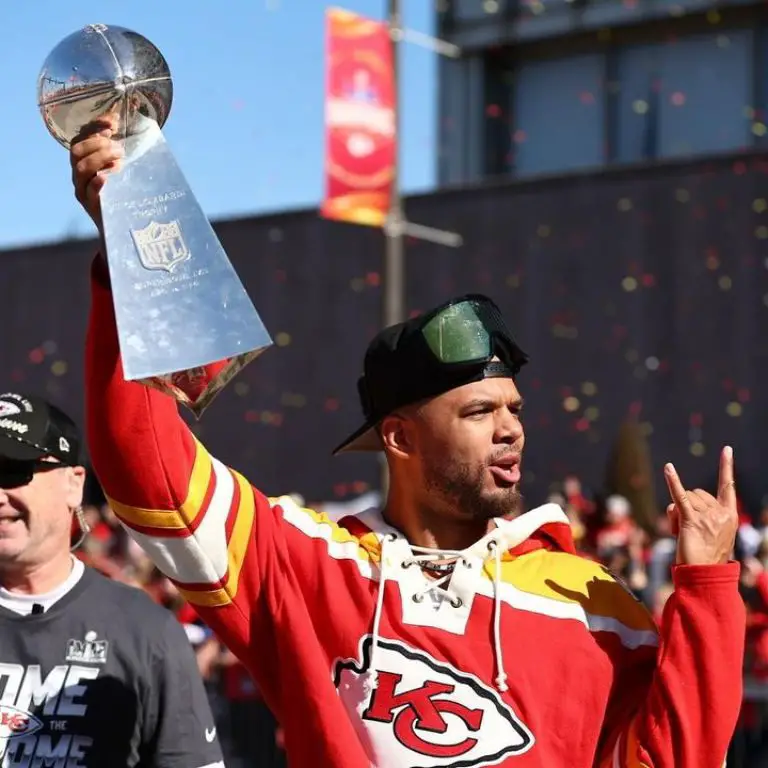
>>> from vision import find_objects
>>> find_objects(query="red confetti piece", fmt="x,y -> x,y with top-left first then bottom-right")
28,349 -> 44,364
690,413 -> 703,427
324,398 -> 340,412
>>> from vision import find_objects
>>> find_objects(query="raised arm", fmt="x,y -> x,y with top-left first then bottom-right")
597,563 -> 743,767
598,449 -> 745,767
74,128 -> 376,719
85,252 -> 271,657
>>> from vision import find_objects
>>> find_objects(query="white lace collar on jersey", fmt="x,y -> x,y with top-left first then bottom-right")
358,503 -> 571,694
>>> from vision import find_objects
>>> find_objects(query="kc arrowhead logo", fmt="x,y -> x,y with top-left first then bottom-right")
333,636 -> 535,767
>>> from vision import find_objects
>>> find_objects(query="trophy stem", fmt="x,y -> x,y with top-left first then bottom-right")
99,122 -> 273,388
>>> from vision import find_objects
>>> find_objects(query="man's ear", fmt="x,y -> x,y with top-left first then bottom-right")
65,466 -> 86,510
379,412 -> 417,460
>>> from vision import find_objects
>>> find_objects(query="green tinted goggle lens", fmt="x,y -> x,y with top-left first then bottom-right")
421,302 -> 493,364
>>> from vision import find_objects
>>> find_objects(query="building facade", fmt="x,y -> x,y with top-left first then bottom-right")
436,0 -> 768,185
2,153 -> 767,507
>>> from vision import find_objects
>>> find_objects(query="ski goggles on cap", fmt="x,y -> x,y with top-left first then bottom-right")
419,295 -> 522,368
332,294 -> 528,455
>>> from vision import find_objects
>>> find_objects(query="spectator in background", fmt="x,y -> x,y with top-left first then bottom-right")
647,515 -> 677,599
596,494 -> 635,557
736,552 -> 768,766
563,474 -> 595,518
219,649 -> 286,768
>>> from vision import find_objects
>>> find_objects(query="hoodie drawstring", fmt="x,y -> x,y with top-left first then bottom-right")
488,540 -> 508,692
366,534 -> 509,694
364,533 -> 396,692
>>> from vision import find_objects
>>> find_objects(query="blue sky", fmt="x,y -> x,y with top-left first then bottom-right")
1,0 -> 437,249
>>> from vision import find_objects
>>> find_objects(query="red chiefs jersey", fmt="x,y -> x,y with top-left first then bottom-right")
84,259 -> 745,768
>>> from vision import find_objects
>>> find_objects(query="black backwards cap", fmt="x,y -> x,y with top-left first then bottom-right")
333,294 -> 528,455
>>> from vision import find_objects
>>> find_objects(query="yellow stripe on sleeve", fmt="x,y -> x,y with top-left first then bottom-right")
107,436 -> 214,532
177,469 -> 256,608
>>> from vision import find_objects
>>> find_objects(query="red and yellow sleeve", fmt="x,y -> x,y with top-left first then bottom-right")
84,257 -> 270,647
83,256 -> 376,687
598,562 -> 745,768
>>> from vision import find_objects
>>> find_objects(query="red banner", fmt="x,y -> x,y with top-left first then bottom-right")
321,7 -> 396,228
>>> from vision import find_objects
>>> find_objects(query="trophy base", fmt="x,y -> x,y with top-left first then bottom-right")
140,350 -> 263,418
100,119 -> 273,415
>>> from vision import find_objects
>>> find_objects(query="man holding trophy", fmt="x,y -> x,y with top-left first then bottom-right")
58,22 -> 744,768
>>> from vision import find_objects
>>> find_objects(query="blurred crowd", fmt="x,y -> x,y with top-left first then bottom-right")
74,477 -> 767,767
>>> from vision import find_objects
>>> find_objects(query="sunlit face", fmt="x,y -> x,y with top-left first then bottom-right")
0,459 -> 85,568
385,377 -> 525,521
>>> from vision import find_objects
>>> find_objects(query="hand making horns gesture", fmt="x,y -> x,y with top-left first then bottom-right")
664,446 -> 738,566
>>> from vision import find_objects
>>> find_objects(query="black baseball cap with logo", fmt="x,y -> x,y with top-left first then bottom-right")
333,294 -> 529,455
0,392 -> 82,465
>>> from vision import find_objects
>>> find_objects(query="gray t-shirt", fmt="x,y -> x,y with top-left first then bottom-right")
0,566 -> 224,768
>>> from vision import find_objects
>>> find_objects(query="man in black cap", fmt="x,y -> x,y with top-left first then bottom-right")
0,391 -> 224,767
0,392 -> 86,589
72,130 -> 744,768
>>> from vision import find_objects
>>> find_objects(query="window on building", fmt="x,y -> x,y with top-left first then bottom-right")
752,24 -> 768,146
483,52 -> 514,177
450,0 -> 508,22
512,53 -> 605,176
613,30 -> 753,163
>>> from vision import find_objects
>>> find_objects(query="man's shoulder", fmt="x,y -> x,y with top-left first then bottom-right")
269,493 -> 388,549
512,549 -> 657,633
82,567 -> 177,631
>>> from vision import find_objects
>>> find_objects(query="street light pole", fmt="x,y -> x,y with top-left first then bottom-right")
383,0 -> 405,330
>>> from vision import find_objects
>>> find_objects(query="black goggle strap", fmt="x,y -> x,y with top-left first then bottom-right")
483,360 -> 517,378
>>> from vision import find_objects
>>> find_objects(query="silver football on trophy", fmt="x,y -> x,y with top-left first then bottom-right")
37,23 -> 173,148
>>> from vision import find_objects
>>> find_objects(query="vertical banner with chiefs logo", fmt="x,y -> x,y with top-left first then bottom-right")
321,7 -> 396,228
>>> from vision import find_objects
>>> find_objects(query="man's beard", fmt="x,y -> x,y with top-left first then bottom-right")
423,454 -> 523,521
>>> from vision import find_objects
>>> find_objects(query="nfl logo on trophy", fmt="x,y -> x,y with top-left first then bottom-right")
131,221 -> 191,273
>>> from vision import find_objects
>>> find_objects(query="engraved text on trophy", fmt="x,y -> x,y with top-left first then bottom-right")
130,220 -> 191,273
